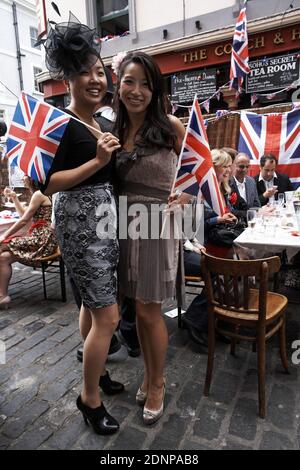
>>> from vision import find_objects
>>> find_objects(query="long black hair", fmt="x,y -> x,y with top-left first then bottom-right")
113,51 -> 176,150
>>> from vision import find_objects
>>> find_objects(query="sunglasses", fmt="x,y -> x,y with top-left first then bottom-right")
238,165 -> 249,169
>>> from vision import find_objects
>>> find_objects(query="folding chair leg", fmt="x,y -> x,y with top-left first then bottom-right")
41,262 -> 47,300
59,258 -> 67,302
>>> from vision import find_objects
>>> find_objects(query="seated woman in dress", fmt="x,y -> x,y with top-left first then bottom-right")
204,149 -> 239,258
0,176 -> 57,308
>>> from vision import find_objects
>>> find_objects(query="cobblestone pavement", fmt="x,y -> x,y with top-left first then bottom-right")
0,264 -> 300,450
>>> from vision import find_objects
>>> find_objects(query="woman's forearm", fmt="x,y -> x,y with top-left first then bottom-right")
44,158 -> 103,195
13,198 -> 26,217
2,219 -> 28,239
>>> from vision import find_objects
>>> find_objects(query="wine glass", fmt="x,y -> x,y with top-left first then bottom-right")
278,193 -> 285,207
247,209 -> 257,234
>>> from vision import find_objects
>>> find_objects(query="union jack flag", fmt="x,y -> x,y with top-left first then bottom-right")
230,0 -> 250,91
238,109 -> 300,188
6,92 -> 70,184
174,96 -> 225,216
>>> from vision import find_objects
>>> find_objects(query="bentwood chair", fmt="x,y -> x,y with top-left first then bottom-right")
201,252 -> 289,419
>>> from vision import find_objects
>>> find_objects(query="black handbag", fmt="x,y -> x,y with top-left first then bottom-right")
207,221 -> 245,247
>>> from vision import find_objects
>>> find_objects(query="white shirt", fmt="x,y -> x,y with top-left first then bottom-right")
259,172 -> 277,202
234,177 -> 247,202
96,106 -> 116,122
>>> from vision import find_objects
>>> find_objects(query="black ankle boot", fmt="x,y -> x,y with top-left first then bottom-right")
76,395 -> 119,435
99,371 -> 125,395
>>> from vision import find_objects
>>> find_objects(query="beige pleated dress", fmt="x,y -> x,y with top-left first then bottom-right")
115,145 -> 180,304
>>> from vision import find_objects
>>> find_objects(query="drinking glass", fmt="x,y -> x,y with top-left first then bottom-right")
294,202 -> 300,230
266,214 -> 277,237
247,209 -> 257,234
285,191 -> 294,203
278,193 -> 285,207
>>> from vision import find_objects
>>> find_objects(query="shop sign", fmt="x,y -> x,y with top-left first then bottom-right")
36,0 -> 47,38
246,53 -> 300,93
171,68 -> 216,104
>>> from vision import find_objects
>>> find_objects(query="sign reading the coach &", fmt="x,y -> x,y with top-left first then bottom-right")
246,53 -> 300,93
171,69 -> 216,104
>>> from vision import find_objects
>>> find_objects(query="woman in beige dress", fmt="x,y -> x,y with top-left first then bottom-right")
113,51 -> 186,424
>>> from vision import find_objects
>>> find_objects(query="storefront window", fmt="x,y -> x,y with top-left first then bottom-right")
96,0 -> 129,37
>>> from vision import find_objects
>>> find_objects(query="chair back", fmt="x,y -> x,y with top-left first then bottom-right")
201,253 -> 281,321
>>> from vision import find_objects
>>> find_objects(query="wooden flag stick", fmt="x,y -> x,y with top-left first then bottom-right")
67,115 -> 103,137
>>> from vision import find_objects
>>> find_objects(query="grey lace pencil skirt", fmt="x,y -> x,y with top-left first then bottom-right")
54,183 -> 119,309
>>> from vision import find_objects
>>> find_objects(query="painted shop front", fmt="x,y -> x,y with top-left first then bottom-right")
39,24 -> 300,113
153,25 -> 300,114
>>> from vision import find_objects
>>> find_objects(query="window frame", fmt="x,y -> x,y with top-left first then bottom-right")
33,66 -> 43,93
97,0 -> 130,38
30,26 -> 40,49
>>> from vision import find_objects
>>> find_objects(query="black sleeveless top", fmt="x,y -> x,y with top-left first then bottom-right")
42,110 -> 114,191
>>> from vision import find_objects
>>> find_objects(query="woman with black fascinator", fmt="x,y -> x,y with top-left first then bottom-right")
40,13 -> 122,435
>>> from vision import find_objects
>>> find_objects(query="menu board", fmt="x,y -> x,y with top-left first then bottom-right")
246,53 -> 300,93
171,69 -> 216,104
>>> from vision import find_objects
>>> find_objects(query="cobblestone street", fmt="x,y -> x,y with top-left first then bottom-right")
0,264 -> 300,450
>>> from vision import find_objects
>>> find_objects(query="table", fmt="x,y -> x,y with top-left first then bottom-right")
234,216 -> 300,303
0,218 -> 19,235
234,225 -> 300,260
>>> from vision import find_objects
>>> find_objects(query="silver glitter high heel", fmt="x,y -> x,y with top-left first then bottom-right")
143,381 -> 166,425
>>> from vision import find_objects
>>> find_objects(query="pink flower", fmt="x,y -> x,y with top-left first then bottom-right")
111,51 -> 128,76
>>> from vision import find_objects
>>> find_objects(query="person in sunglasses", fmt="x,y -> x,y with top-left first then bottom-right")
230,152 -> 261,219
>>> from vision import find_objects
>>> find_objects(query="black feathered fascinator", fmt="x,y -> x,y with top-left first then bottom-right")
37,12 -> 101,80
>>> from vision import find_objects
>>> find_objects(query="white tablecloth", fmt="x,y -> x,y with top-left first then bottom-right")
0,218 -> 19,235
234,226 -> 300,261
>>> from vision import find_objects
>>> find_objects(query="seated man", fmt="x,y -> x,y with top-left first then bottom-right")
254,154 -> 293,206
230,152 -> 261,219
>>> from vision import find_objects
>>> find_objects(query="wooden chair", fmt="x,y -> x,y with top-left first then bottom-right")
201,252 -> 289,419
39,247 -> 66,302
177,275 -> 204,328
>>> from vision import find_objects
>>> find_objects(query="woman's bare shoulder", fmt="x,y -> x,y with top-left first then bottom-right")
31,190 -> 51,205
168,114 -> 186,137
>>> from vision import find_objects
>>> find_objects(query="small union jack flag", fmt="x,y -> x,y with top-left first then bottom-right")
174,96 -> 225,216
230,0 -> 250,91
238,109 -> 300,188
6,92 -> 70,184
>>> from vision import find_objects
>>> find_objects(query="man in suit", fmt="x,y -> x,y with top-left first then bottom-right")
254,154 -> 294,206
230,153 -> 261,218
